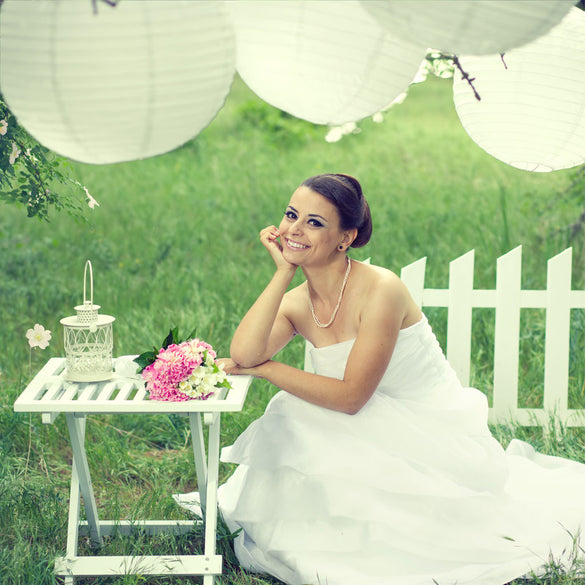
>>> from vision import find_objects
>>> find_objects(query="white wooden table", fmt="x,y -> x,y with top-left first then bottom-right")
14,356 -> 252,584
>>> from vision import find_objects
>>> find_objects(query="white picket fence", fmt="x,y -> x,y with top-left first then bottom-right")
400,246 -> 585,426
304,246 -> 585,426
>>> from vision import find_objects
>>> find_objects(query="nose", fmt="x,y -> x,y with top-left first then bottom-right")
289,218 -> 303,235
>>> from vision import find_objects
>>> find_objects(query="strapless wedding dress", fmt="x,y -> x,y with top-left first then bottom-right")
214,316 -> 585,585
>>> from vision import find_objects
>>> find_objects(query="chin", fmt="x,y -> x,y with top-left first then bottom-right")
282,250 -> 306,266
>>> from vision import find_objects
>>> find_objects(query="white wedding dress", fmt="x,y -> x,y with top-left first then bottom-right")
213,316 -> 585,585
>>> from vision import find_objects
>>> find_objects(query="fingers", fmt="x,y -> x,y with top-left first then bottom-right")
216,357 -> 241,376
260,225 -> 283,255
258,225 -> 296,271
260,225 -> 280,244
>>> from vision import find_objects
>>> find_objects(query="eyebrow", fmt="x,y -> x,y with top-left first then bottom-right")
287,205 -> 329,224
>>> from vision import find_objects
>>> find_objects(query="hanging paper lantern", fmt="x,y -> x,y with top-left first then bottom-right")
361,0 -> 577,56
225,0 -> 427,125
453,7 -> 585,173
0,0 -> 235,164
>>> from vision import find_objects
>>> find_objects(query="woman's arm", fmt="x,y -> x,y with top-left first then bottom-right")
230,226 -> 298,368
230,267 -> 297,367
225,275 -> 412,414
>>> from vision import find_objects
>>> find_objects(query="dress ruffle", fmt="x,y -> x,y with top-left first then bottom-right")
217,317 -> 585,585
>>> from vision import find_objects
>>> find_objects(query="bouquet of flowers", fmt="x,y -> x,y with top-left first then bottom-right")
134,328 -> 230,402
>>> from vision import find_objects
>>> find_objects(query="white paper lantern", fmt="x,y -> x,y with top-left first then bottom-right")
0,0 -> 235,164
61,261 -> 115,382
361,0 -> 577,56
453,7 -> 585,172
225,0 -> 427,125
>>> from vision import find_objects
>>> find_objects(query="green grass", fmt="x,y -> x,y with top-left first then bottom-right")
1,75 -> 584,584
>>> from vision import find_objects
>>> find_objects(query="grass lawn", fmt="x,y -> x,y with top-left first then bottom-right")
1,75 -> 584,584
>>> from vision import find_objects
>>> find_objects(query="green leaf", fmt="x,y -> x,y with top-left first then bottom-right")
133,350 -> 157,373
161,328 -> 177,350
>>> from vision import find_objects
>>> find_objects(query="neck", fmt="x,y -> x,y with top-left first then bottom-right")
304,255 -> 350,303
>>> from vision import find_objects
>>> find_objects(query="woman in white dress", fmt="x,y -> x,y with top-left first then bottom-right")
212,174 -> 585,585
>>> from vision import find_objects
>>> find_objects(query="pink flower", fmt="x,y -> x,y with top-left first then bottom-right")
141,338 -> 228,402
26,324 -> 52,349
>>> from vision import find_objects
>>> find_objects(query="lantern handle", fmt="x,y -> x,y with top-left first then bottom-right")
83,260 -> 94,306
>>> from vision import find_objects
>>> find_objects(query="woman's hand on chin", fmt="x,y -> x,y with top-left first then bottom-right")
260,226 -> 297,274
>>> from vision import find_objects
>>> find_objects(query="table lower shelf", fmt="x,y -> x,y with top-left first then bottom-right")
55,519 -> 222,578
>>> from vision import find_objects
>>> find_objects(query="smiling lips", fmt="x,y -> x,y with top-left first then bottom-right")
285,238 -> 309,250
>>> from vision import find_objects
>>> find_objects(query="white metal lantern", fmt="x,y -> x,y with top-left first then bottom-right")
61,261 -> 115,382
0,0 -> 235,164
453,7 -> 585,172
225,0 -> 427,125
361,0 -> 577,56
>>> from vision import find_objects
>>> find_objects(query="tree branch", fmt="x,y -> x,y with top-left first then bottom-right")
452,56 -> 481,101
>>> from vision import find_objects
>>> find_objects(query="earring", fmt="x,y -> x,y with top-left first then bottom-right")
338,245 -> 344,251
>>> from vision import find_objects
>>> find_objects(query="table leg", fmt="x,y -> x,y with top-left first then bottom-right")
189,412 -> 223,585
203,412 -> 222,585
65,414 -> 102,547
63,454 -> 82,585
189,413 -> 208,511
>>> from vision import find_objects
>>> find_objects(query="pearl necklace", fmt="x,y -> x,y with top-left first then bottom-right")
308,257 -> 352,328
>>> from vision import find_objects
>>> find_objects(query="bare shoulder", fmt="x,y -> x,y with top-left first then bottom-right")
352,261 -> 421,327
278,281 -> 308,321
355,261 -> 407,297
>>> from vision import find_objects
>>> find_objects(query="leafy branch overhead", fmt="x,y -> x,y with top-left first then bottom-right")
0,93 -> 92,221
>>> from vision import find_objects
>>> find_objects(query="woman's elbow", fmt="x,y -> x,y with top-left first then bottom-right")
341,388 -> 374,415
230,345 -> 262,369
341,397 -> 367,416
229,352 -> 257,369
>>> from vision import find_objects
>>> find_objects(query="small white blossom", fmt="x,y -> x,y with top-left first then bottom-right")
9,142 -> 20,164
178,380 -> 192,394
84,187 -> 100,209
189,368 -> 206,384
24,147 -> 39,163
325,121 -> 359,143
0,119 -> 7,136
26,324 -> 52,349
325,127 -> 343,143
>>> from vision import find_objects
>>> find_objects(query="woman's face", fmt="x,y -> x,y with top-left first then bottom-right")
278,186 -> 347,266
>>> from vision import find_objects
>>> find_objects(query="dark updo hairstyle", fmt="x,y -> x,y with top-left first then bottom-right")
301,173 -> 372,248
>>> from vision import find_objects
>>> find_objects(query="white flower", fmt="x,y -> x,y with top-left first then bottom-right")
199,377 -> 216,396
26,324 -> 52,349
0,119 -> 7,136
325,122 -> 359,143
372,112 -> 384,124
9,142 -> 20,164
178,380 -> 192,394
387,92 -> 408,108
325,126 -> 344,143
84,187 -> 99,209
24,148 -> 38,163
188,367 -> 206,384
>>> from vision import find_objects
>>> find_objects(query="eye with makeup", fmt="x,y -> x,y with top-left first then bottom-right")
284,207 -> 326,228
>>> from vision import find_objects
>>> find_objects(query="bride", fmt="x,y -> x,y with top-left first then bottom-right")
204,174 -> 585,584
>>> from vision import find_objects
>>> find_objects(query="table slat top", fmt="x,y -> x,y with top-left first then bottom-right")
14,357 -> 252,415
